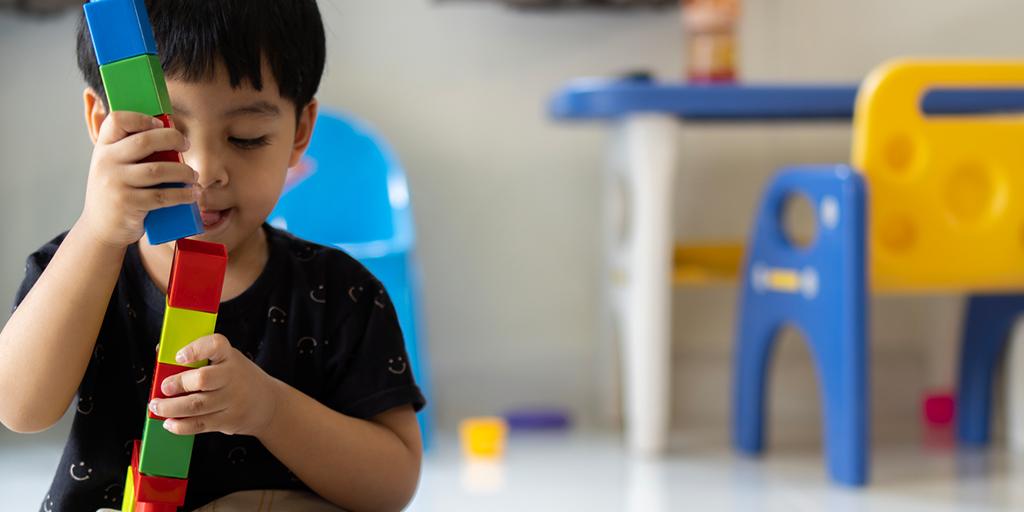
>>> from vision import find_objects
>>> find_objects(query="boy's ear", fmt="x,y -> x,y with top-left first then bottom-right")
83,87 -> 108,145
289,98 -> 319,169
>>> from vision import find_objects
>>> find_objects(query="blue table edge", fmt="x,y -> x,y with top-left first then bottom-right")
549,78 -> 1024,121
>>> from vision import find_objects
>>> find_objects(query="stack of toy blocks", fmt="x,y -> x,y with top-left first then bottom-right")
83,1 -> 229,510
84,0 -> 202,245
120,239 -> 227,511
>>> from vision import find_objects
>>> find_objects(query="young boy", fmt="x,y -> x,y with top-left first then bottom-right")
0,1 -> 425,511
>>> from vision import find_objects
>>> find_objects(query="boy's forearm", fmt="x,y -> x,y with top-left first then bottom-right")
257,380 -> 422,511
0,221 -> 125,432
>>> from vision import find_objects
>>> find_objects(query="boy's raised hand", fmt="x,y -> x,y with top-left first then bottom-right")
149,334 -> 280,437
80,111 -> 198,248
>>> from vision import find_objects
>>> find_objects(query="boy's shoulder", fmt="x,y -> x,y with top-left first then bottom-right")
263,223 -> 384,291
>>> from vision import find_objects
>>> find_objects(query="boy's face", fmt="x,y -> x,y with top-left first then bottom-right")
86,58 -> 317,254
166,59 -> 317,252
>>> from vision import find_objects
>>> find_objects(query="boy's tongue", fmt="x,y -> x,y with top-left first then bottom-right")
200,209 -> 224,226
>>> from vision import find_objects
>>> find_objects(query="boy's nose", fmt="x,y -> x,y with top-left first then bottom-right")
183,148 -> 229,189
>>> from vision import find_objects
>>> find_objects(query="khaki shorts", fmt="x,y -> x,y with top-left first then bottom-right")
98,489 -> 345,512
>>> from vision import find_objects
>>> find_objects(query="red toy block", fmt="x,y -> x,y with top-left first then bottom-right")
137,502 -> 178,512
130,441 -> 188,507
148,362 -> 192,421
142,114 -> 182,164
167,239 -> 228,314
137,473 -> 188,506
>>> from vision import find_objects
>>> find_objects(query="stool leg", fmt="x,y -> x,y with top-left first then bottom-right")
733,317 -> 779,456
818,331 -> 868,486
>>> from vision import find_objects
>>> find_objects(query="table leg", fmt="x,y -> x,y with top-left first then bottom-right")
606,115 -> 678,456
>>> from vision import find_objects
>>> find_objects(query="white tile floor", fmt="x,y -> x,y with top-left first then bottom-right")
411,430 -> 1024,512
5,427 -> 1024,511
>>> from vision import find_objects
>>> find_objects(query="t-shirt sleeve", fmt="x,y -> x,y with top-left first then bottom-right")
323,276 -> 426,420
10,232 -> 66,314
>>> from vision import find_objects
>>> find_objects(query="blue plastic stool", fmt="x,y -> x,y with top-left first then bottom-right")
733,165 -> 868,486
268,110 -> 433,448
956,294 -> 1024,446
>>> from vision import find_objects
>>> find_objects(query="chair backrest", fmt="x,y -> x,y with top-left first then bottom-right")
851,59 -> 1024,291
269,110 -> 415,257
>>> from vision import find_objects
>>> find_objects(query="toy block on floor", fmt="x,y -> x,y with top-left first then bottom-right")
148,362 -> 191,421
121,465 -> 136,512
167,239 -> 228,314
100,54 -> 173,117
140,416 -> 194,479
83,0 -> 157,66
460,417 -> 508,459
141,114 -> 182,164
157,300 -> 216,368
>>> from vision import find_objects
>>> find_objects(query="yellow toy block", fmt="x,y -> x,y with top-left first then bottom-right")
121,465 -> 135,512
459,417 -> 508,459
157,299 -> 216,369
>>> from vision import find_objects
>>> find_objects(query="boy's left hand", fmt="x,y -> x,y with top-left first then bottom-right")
149,334 -> 280,437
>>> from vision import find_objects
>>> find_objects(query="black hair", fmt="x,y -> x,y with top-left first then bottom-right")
76,0 -> 326,116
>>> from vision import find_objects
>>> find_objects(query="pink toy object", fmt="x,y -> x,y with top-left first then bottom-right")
922,390 -> 956,426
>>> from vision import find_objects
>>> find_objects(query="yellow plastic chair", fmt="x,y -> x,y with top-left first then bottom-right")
734,59 -> 1024,486
854,59 -> 1024,290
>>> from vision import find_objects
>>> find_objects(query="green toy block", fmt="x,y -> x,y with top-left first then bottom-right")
140,416 -> 194,479
157,300 -> 217,369
99,54 -> 172,116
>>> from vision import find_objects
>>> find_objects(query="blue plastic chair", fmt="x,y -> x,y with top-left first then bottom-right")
733,165 -> 868,486
268,110 -> 433,447
957,294 -> 1024,445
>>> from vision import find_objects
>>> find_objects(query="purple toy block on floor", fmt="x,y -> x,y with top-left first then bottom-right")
504,408 -> 572,431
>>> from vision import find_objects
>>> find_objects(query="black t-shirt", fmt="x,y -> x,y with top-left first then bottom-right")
12,225 -> 425,512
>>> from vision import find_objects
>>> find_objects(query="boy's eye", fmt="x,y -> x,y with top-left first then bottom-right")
229,136 -> 270,149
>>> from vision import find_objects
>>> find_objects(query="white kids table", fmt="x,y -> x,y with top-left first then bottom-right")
548,76 -> 1024,456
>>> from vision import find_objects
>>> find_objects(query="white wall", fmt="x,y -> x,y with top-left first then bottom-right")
1,0 -> 1022,436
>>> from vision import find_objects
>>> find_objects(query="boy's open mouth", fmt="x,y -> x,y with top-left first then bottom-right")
200,208 -> 231,229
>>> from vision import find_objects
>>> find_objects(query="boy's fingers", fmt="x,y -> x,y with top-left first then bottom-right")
109,126 -> 189,163
163,411 -> 228,436
97,111 -> 164,145
128,186 -> 197,211
176,334 -> 232,366
150,391 -> 227,422
161,366 -> 226,396
122,162 -> 198,188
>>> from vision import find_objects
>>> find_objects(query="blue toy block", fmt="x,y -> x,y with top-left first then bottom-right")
956,294 -> 1024,445
83,0 -> 158,66
733,165 -> 868,486
144,183 -> 203,245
